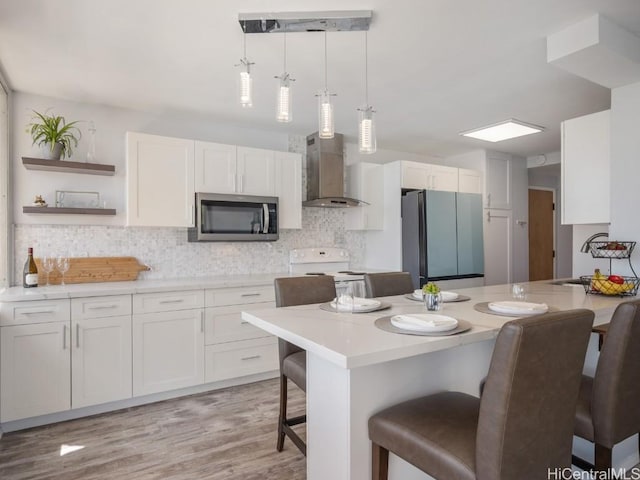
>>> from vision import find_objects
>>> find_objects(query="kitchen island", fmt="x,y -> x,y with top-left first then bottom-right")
241,281 -> 639,480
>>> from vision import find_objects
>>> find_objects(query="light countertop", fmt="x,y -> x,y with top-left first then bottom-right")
0,273 -> 293,302
241,280 -> 630,369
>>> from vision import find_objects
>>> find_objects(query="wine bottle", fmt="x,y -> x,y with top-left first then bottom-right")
23,247 -> 38,288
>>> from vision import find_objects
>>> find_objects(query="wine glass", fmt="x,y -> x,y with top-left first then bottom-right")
56,256 -> 70,286
42,256 -> 55,286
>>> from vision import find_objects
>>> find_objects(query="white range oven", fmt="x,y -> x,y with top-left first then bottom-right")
289,247 -> 366,298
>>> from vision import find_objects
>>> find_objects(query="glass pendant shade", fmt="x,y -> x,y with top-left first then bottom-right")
358,107 -> 376,154
276,74 -> 292,122
239,66 -> 252,108
318,90 -> 335,139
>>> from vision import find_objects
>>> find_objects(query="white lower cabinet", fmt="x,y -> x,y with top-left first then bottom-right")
71,315 -> 132,408
0,321 -> 70,422
205,337 -> 278,383
204,285 -> 278,383
133,290 -> 205,396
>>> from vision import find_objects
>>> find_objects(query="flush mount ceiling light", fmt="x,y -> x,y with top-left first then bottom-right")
460,119 -> 545,142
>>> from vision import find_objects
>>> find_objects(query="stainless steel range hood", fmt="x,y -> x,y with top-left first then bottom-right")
303,132 -> 365,208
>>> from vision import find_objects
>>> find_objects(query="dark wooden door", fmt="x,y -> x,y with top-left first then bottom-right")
529,189 -> 554,281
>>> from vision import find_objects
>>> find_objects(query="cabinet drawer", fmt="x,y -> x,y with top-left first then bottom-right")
71,295 -> 132,319
0,299 -> 70,326
205,337 -> 278,383
205,285 -> 275,307
205,303 -> 273,345
133,290 -> 204,314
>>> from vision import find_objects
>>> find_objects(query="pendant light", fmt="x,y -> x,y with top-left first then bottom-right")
237,21 -> 254,108
317,32 -> 336,139
358,31 -> 376,153
275,33 -> 294,122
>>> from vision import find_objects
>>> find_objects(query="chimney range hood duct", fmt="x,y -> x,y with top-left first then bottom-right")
303,132 -> 366,208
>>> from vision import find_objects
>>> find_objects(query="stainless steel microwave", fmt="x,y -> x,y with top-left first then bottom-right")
188,193 -> 278,242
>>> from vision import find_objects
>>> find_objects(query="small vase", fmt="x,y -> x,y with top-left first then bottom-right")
46,142 -> 64,160
424,292 -> 442,311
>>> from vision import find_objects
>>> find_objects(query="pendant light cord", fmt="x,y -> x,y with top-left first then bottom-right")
243,21 -> 247,58
324,31 -> 328,90
283,33 -> 287,72
364,31 -> 369,105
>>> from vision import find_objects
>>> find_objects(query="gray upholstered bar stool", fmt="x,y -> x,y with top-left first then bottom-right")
572,299 -> 640,472
273,276 -> 336,457
369,309 -> 594,480
364,272 -> 414,298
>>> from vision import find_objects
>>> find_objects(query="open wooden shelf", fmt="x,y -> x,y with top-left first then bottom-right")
22,157 -> 116,176
23,206 -> 116,216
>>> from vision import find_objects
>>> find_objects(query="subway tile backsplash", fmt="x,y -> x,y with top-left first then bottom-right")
13,208 -> 366,284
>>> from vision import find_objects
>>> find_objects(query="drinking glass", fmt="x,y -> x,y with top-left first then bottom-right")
334,281 -> 354,313
512,284 -> 525,300
42,256 -> 55,286
56,256 -> 70,286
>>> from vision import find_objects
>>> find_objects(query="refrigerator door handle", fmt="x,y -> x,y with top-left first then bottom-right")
418,190 -> 427,284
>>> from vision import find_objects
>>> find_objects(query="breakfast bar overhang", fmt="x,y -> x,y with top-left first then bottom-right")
242,281 -> 637,480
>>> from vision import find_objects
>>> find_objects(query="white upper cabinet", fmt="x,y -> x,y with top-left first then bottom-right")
194,141 -> 237,194
430,165 -> 458,192
400,161 -> 474,194
458,168 -> 483,194
346,162 -> 384,230
401,161 -> 433,189
236,147 -> 276,196
275,151 -> 302,229
126,132 -> 195,227
485,152 -> 511,209
561,110 -> 610,225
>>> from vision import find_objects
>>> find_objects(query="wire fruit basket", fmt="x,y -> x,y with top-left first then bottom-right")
580,275 -> 640,297
589,241 -> 635,259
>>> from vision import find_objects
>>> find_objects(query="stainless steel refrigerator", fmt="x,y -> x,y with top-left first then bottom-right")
401,190 -> 484,288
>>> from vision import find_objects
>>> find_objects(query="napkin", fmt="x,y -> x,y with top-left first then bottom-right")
440,291 -> 459,301
488,301 -> 548,315
390,314 -> 458,332
331,296 -> 381,310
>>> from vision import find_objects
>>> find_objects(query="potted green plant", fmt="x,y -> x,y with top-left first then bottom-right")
27,110 -> 81,160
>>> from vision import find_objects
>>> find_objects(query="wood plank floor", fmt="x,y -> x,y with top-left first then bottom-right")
0,378 -> 306,480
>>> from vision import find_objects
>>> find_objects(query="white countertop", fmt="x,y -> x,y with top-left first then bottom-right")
0,273 -> 292,302
241,280 -> 630,369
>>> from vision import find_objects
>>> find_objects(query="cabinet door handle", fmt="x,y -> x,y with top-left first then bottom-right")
76,323 -> 80,348
200,311 -> 204,333
241,355 -> 261,361
62,324 -> 67,350
239,174 -> 245,192
240,321 -> 250,325
159,299 -> 184,304
88,304 -> 118,310
240,293 -> 261,297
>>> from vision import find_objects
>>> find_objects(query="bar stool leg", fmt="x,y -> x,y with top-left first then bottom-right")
372,443 -> 389,480
277,375 -> 287,451
594,443 -> 612,471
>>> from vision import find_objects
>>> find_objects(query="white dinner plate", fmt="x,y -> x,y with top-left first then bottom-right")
390,314 -> 459,332
487,301 -> 548,315
331,297 -> 381,312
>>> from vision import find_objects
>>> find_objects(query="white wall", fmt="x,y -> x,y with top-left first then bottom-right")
572,224 -> 610,277
13,92 -> 289,226
609,81 -> 640,277
344,142 -> 442,166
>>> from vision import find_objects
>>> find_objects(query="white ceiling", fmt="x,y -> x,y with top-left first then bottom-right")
1,0 -> 639,158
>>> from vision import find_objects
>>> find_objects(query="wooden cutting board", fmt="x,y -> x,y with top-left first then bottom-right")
35,256 -> 150,285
